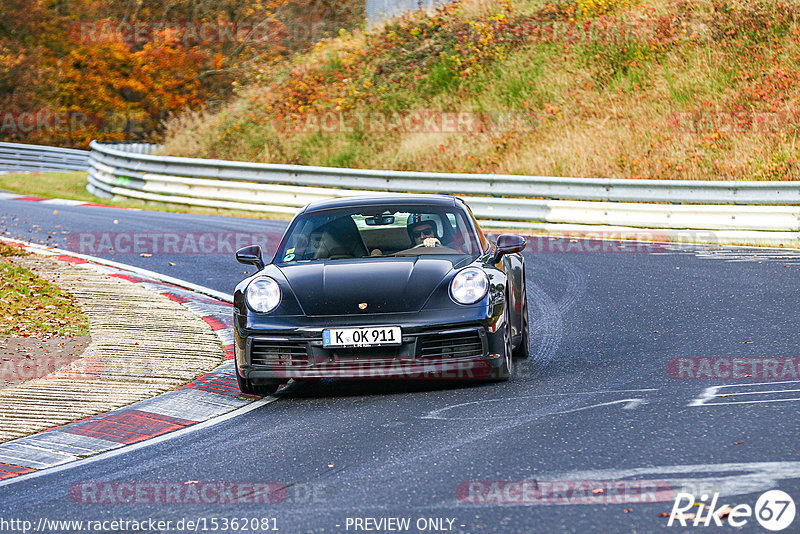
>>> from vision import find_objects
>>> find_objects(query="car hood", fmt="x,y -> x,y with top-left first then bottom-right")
277,256 -> 468,315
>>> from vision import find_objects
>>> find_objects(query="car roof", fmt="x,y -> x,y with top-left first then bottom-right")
300,193 -> 459,214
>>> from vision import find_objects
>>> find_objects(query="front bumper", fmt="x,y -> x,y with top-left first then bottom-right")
234,308 -> 503,380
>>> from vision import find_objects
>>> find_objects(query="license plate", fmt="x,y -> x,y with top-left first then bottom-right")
323,326 -> 402,348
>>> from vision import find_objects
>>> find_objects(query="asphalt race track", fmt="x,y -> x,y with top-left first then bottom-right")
1,197 -> 799,533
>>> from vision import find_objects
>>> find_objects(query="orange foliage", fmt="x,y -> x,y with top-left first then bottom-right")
0,0 -> 362,147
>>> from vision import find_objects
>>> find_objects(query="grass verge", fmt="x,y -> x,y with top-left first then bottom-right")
0,242 -> 90,337
160,0 -> 800,181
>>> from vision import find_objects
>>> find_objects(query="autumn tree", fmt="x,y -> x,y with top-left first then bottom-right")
0,0 -> 363,147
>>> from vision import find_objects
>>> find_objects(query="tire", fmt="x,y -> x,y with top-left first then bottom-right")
489,305 -> 513,381
236,366 -> 256,395
513,280 -> 530,360
235,359 -> 282,396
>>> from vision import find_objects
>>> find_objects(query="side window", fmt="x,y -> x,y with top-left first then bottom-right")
464,205 -> 487,251
454,212 -> 473,254
280,221 -> 308,261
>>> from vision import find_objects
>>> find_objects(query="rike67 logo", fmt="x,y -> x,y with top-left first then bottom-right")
667,490 -> 796,531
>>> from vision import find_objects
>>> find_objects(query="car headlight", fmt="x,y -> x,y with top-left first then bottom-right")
450,268 -> 489,305
246,276 -> 281,313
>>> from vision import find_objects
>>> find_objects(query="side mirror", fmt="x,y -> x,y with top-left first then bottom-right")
236,245 -> 265,270
492,234 -> 526,263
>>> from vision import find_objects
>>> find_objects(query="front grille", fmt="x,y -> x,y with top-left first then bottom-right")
251,339 -> 308,365
418,331 -> 483,359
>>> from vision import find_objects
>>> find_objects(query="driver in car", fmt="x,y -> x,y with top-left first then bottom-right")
407,219 -> 441,248
369,218 -> 441,256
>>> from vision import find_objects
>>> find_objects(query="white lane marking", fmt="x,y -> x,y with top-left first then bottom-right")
0,237 -> 232,302
710,398 -> 800,405
540,462 -> 800,500
717,388 -> 800,396
421,389 -> 657,420
690,380 -> 800,406
39,198 -> 85,206
552,398 -> 648,415
690,385 -> 723,406
0,396 -> 277,488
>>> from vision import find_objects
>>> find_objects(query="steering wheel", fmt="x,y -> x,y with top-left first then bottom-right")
412,238 -> 442,249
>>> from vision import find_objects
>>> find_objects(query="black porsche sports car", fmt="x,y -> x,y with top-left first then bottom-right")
233,194 -> 529,394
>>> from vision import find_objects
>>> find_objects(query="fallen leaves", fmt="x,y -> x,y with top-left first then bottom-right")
0,258 -> 89,338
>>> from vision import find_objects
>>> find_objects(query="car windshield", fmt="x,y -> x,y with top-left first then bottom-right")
275,205 -> 481,263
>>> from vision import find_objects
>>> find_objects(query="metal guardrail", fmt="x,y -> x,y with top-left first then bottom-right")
0,142 -> 90,173
88,142 -> 800,205
87,141 -> 800,245
0,141 -> 158,173
103,142 -> 161,155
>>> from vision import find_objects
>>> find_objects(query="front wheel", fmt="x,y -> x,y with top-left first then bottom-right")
489,305 -> 513,381
513,280 -> 530,360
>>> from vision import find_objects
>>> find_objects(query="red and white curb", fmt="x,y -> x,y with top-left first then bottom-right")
0,240 -> 274,484
0,191 -> 135,210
